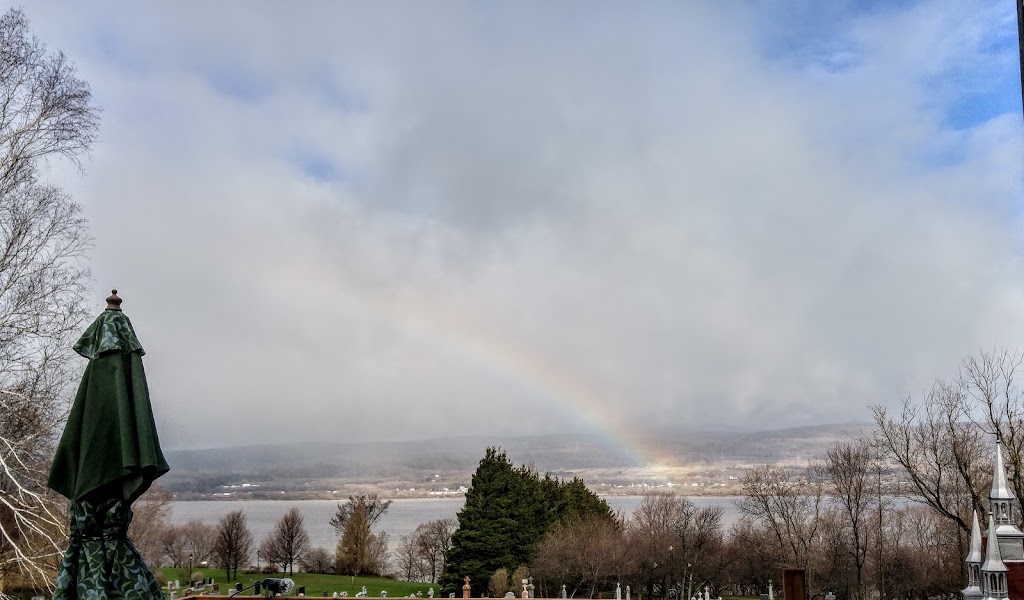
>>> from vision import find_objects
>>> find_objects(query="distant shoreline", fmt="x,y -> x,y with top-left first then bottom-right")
170,486 -> 747,501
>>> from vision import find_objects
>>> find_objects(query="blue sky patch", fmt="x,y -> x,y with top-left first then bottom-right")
198,62 -> 274,103
289,147 -> 348,184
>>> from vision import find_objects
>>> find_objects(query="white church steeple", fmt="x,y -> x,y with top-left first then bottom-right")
964,510 -> 984,600
993,441 -> 1016,522
991,441 -> 1024,561
983,513 -> 1009,600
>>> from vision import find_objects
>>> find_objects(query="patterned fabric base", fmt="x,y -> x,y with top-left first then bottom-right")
53,497 -> 163,600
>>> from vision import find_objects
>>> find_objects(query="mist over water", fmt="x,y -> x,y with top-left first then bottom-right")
171,496 -> 744,552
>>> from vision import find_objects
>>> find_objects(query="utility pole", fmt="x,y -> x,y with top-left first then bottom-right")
1018,0 -> 1024,122
876,464 -> 884,600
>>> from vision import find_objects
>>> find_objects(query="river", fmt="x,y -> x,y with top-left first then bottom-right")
170,496 -> 743,551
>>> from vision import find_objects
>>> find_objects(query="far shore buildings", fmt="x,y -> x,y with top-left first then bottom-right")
963,442 -> 1024,600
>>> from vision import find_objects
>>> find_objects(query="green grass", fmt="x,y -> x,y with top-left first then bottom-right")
158,569 -> 436,598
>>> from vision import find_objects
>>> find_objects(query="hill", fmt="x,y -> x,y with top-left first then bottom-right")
161,423 -> 869,498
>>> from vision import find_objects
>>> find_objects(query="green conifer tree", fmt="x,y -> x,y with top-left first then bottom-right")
439,447 -> 613,596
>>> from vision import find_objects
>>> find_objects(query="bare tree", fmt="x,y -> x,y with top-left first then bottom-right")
533,515 -> 628,599
262,507 -> 310,576
182,520 -> 217,567
332,494 -> 392,576
366,531 -> 391,578
871,382 -> 991,534
394,534 -> 427,582
721,518 -> 783,596
961,349 -> 1024,501
160,520 -> 217,576
626,493 -> 676,598
161,528 -> 189,569
127,485 -> 174,567
510,565 -> 530,598
868,348 -> 1024,594
675,503 -> 726,597
488,567 -> 511,598
737,465 -> 824,574
331,493 -> 393,536
824,442 -> 873,600
213,510 -> 253,582
0,7 -> 99,594
413,518 -> 455,583
258,537 -> 286,574
299,547 -> 333,574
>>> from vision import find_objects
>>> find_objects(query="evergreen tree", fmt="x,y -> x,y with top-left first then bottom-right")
439,447 -> 612,596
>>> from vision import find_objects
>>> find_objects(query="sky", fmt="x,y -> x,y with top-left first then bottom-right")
20,1 -> 1024,455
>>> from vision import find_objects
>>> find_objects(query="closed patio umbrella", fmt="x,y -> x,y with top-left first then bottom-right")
47,290 -> 169,600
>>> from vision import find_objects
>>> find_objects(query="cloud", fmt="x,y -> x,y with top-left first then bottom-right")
25,1 -> 1024,455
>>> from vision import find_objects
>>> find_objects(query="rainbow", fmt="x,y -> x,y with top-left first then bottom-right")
275,264 -> 679,474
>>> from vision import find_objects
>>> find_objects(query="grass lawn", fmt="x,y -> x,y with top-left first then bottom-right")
159,569 -> 436,598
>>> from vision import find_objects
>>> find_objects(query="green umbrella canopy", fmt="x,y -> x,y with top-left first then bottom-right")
48,291 -> 168,600
47,291 -> 168,503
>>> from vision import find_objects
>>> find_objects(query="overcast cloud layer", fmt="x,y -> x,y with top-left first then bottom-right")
24,1 -> 1024,453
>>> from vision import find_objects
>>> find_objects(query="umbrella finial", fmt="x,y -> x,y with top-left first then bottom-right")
105,289 -> 122,311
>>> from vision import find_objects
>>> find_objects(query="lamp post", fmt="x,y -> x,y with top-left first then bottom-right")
188,552 -> 194,586
668,545 -> 674,598
257,550 -> 261,573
